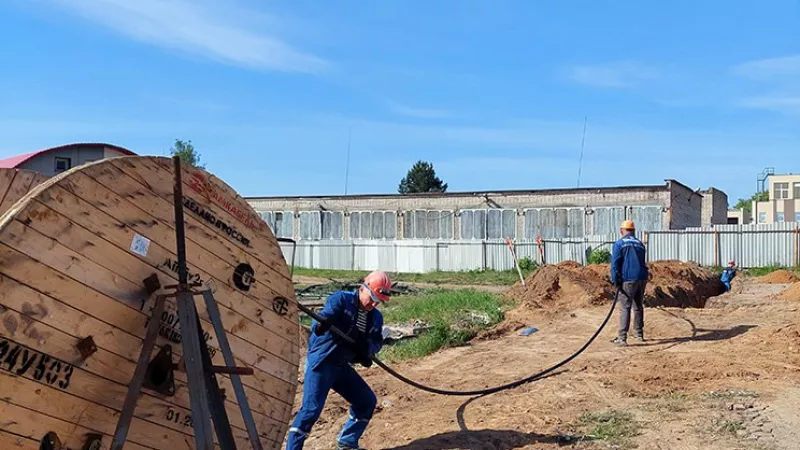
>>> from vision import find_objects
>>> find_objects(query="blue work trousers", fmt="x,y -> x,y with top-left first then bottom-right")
285,360 -> 377,449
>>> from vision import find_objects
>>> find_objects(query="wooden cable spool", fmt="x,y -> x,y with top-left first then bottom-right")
0,156 -> 299,450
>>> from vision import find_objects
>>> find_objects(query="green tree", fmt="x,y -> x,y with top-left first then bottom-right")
170,139 -> 205,169
398,160 -> 448,194
732,191 -> 768,213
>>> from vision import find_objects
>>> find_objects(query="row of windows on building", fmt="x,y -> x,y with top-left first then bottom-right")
773,182 -> 800,200
259,206 -> 664,240
758,211 -> 800,223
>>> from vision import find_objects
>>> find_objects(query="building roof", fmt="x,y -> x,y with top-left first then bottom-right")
245,182 -> 672,201
0,143 -> 136,169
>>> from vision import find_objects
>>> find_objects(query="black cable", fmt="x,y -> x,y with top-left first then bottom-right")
295,288 -> 620,396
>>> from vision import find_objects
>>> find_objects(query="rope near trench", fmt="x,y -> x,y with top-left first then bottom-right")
293,288 -> 621,396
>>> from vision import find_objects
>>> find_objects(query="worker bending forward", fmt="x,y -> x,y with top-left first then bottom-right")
610,220 -> 649,346
720,260 -> 737,292
286,270 -> 391,450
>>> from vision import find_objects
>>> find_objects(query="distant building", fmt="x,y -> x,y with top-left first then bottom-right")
727,209 -> 752,225
245,179 -> 728,241
0,143 -> 135,177
751,173 -> 800,224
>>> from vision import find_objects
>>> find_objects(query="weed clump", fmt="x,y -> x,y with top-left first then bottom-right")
379,289 -> 508,362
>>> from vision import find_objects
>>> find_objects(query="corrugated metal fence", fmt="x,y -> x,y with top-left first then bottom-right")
645,223 -> 800,268
279,222 -> 800,273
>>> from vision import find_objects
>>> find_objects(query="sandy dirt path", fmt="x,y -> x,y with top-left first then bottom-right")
288,281 -> 800,450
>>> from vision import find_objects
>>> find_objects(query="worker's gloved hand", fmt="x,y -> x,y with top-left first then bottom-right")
313,316 -> 332,336
353,340 -> 372,367
356,354 -> 373,368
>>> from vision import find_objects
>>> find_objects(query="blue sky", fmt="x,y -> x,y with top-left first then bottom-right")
0,0 -> 798,204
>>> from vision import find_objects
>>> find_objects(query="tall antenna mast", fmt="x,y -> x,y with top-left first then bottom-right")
577,116 -> 587,188
344,127 -> 352,195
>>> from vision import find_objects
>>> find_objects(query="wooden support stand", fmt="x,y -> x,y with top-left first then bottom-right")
109,157 -> 263,450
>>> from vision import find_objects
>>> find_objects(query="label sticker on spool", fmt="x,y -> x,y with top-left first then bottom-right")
130,233 -> 151,257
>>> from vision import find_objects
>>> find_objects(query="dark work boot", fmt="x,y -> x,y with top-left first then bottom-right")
632,333 -> 644,342
336,445 -> 366,450
610,336 -> 628,346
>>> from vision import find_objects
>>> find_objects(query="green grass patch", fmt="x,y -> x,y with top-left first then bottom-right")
378,289 -> 510,362
718,420 -> 745,434
744,265 -> 800,277
293,267 -> 531,286
576,410 -> 641,448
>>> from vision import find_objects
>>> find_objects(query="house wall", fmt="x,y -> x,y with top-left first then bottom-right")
700,187 -> 729,227
667,180 -> 703,229
18,147 -> 106,177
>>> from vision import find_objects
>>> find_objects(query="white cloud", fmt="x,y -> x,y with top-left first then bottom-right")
736,96 -> 800,114
386,102 -> 454,119
567,61 -> 662,88
732,55 -> 800,79
732,55 -> 800,115
50,0 -> 329,74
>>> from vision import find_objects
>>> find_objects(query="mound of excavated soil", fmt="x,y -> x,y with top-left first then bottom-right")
503,260 -> 723,311
503,261 -> 614,310
757,270 -> 800,284
773,283 -> 800,301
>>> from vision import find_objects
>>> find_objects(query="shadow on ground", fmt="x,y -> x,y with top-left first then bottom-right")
382,429 -> 575,450
644,324 -> 757,346
385,371 -> 578,450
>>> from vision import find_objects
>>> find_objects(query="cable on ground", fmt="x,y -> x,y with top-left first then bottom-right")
294,288 -> 620,396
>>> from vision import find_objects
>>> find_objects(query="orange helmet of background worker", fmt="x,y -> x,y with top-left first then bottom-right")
620,220 -> 636,231
359,270 -> 392,310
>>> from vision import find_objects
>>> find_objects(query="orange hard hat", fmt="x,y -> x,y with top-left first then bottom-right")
620,220 -> 636,230
362,270 -> 392,303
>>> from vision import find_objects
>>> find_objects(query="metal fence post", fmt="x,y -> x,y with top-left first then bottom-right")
795,226 -> 799,268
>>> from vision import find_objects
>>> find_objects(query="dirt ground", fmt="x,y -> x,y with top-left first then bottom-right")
288,278 -> 800,450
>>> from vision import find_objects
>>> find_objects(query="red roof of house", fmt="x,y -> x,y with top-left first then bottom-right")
0,143 -> 136,169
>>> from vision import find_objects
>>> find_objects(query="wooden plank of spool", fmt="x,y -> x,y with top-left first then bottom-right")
0,169 -> 48,216
0,156 -> 299,450
0,429 -> 39,450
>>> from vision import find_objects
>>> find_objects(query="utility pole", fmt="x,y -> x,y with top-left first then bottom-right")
577,116 -> 587,188
344,127 -> 352,195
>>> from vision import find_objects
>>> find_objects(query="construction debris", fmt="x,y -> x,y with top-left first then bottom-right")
382,320 -> 431,342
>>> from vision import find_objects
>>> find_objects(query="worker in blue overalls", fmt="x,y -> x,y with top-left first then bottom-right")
721,260 -> 737,292
285,270 -> 392,450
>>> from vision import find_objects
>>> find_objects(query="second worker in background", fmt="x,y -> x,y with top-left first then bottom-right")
610,220 -> 649,346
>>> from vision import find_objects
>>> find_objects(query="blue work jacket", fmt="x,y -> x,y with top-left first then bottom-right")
720,267 -> 736,283
307,291 -> 384,371
610,234 -> 649,284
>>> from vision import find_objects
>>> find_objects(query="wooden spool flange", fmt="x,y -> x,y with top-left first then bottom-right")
0,156 -> 299,450
0,168 -> 50,215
